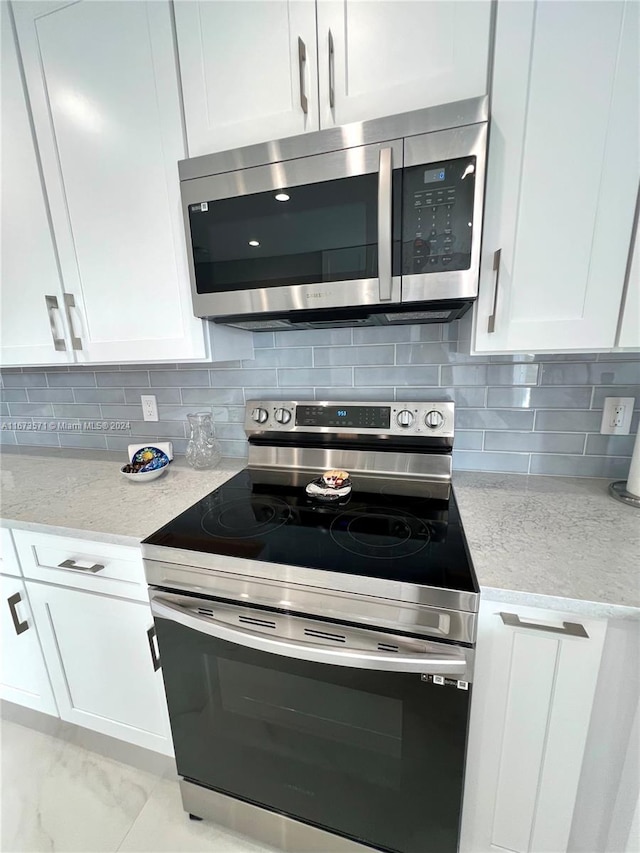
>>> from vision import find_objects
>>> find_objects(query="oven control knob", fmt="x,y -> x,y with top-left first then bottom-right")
396,410 -> 415,428
274,407 -> 292,425
425,410 -> 445,430
251,407 -> 269,424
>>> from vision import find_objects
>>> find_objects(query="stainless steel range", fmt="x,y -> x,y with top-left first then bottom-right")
142,399 -> 479,853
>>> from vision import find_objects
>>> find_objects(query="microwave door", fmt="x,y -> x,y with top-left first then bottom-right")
180,141 -> 403,321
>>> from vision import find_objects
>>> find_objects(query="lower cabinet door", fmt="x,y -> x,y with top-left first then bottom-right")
26,582 -> 173,755
0,574 -> 57,715
460,600 -> 607,853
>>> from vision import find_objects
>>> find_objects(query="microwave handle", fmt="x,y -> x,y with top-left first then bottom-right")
151,596 -> 468,676
378,147 -> 393,301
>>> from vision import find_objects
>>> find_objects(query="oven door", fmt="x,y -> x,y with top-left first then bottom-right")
180,141 -> 403,322
151,590 -> 473,853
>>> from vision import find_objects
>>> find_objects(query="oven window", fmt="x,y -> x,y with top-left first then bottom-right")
156,613 -> 471,853
188,174 -> 378,293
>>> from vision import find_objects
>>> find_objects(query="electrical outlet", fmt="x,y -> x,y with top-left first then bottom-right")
600,397 -> 634,435
141,394 -> 158,422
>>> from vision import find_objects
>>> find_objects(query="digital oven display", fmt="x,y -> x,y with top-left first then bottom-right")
295,405 -> 391,429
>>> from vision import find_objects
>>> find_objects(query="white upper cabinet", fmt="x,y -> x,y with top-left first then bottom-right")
474,0 -> 639,354
11,0 -> 248,364
174,0 -> 319,156
316,0 -> 491,128
0,2 -> 72,366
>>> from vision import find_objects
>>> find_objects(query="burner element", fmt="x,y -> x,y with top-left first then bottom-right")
330,506 -> 430,560
201,496 -> 292,539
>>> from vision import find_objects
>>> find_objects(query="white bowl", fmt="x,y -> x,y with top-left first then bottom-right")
120,464 -> 168,483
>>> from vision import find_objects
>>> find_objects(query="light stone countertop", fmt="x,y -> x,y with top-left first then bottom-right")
1,448 -> 638,615
0,446 -> 243,546
453,471 -> 640,617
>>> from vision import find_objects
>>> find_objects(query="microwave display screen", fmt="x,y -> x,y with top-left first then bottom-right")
296,405 -> 391,429
401,157 -> 476,276
424,168 -> 446,184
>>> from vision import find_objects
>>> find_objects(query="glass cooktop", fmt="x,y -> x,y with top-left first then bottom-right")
144,470 -> 478,593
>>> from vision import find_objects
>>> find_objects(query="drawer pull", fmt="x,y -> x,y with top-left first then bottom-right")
7,592 -> 29,636
147,625 -> 161,671
499,612 -> 589,638
58,558 -> 104,573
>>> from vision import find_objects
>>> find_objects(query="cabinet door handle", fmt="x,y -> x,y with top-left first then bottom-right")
58,558 -> 104,573
147,625 -> 161,671
63,293 -> 82,350
487,249 -> 501,333
328,28 -> 335,109
297,37 -> 308,115
499,612 -> 589,638
378,147 -> 393,301
7,592 -> 29,636
44,295 -> 67,351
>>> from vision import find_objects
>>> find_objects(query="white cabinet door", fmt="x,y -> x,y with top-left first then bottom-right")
474,0 -> 639,353
316,0 -> 491,129
0,574 -> 58,716
460,601 -> 607,853
11,0 -> 216,363
617,208 -> 639,349
27,581 -> 173,755
175,0 -> 319,156
0,2 -> 72,367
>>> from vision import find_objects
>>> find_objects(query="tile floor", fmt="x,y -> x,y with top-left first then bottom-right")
0,704 -> 279,853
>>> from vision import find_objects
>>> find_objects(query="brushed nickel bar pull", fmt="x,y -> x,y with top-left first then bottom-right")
58,558 -> 104,573
62,293 -> 82,350
297,37 -> 308,115
147,625 -> 161,671
7,592 -> 29,636
378,147 -> 393,301
487,248 -> 501,333
328,29 -> 335,109
499,612 -> 589,638
44,295 -> 66,351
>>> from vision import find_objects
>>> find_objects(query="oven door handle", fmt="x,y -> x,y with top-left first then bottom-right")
151,597 -> 469,676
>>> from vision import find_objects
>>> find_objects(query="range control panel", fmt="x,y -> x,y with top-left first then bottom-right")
244,400 -> 454,438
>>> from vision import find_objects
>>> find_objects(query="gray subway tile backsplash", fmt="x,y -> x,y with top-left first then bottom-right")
47,371 -> 97,388
484,431 -> 585,454
487,386 -> 594,409
1,372 -> 47,388
314,345 -> 394,366
1,321 -> 638,477
355,366 -> 439,386
97,370 -> 150,387
456,409 -> 535,431
26,388 -> 74,403
529,454 -> 631,479
75,388 -> 127,404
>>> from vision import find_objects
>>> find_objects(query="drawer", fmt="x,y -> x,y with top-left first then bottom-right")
0,527 -> 22,577
12,530 -> 147,601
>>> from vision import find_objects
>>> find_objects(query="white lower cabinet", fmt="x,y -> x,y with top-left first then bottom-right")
460,600 -> 607,853
25,581 -> 172,756
0,573 -> 58,716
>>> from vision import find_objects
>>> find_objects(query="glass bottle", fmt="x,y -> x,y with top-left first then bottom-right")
185,412 -> 221,470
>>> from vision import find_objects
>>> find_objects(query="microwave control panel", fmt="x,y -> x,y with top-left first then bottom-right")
401,156 -> 476,276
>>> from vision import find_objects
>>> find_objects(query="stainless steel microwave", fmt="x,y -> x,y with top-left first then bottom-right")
178,97 -> 488,331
